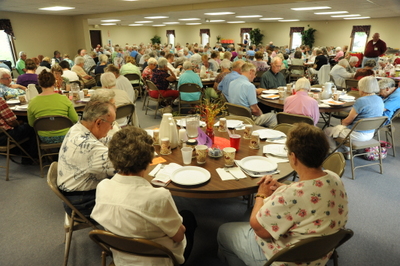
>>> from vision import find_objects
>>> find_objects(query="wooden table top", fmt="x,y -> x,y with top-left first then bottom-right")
143,126 -> 294,199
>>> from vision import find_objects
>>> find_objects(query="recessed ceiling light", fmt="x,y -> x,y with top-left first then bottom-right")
39,6 -> 75,11
235,15 -> 262,18
278,19 -> 300,22
291,6 -> 331,11
331,14 -> 360,17
344,16 -> 371,20
204,12 -> 235,15
152,24 -> 166,27
129,24 -> 143,26
179,18 -> 200,21
314,11 -> 348,15
145,16 -> 169,19
227,21 -> 245,24
101,23 -> 116,26
101,19 -> 121,22
163,22 -> 180,24
260,18 -> 283,20
186,23 -> 202,25
135,21 -> 153,23
209,20 -> 225,22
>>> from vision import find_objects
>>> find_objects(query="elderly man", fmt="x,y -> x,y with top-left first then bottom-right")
16,51 -> 27,75
378,78 -> 400,121
260,57 -> 286,89
71,56 -> 95,88
79,49 -> 96,74
362,33 -> 387,68
330,59 -> 355,88
346,56 -> 359,73
228,63 -> 277,128
0,69 -> 26,99
105,64 -> 135,104
218,60 -> 245,101
57,101 -> 116,218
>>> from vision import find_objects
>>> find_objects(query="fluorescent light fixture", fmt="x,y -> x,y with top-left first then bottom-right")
331,14 -> 360,17
227,21 -> 245,24
163,22 -> 179,24
204,12 -> 235,15
291,6 -> 331,11
39,6 -> 75,11
101,23 -> 116,26
129,24 -> 143,26
145,16 -> 169,19
236,15 -> 262,18
152,24 -> 166,27
101,19 -> 121,22
135,21 -> 153,23
179,18 -> 200,21
123,0 -> 138,1
209,20 -> 225,22
186,23 -> 202,25
314,11 -> 348,15
278,19 -> 300,22
260,17 -> 283,20
344,16 -> 371,20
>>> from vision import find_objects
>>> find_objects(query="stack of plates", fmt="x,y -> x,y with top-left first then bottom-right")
236,156 -> 278,177
6,99 -> 20,104
262,89 -> 279,94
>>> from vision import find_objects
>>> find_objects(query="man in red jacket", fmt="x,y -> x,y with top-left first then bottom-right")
362,33 -> 387,69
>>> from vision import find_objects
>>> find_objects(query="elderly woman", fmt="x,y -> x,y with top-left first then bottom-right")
16,59 -> 38,87
354,59 -> 376,80
233,51 -> 245,62
71,56 -> 95,88
284,77 -> 319,125
346,56 -> 359,73
290,51 -> 305,76
218,123 -> 348,266
51,64 -> 70,91
141,57 -> 157,81
91,127 -> 196,265
378,78 -> 400,121
120,56 -> 143,86
209,51 -> 220,71
200,54 -> 215,72
165,53 -> 181,76
251,51 -> 269,72
330,59 -> 354,88
150,57 -> 179,100
324,76 -> 384,156
40,57 -> 51,69
334,46 -> 344,62
0,68 -> 26,99
94,54 -> 109,75
27,70 -> 78,144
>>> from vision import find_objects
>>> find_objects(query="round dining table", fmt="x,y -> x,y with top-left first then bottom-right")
143,125 -> 294,199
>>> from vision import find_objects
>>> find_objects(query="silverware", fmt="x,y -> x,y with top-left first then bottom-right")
224,167 -> 239,181
154,164 -> 165,176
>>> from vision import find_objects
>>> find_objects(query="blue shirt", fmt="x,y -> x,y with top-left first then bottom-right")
246,50 -> 255,56
217,71 -> 241,101
130,51 -> 138,58
177,70 -> 202,101
382,88 -> 400,121
350,94 -> 384,133
228,75 -> 257,109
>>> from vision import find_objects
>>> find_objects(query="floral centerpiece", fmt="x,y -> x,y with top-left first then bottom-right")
197,99 -> 226,143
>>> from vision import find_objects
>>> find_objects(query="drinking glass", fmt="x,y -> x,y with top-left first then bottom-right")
186,115 -> 200,139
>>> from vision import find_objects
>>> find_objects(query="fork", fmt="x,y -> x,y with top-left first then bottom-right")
154,164 -> 165,176
224,167 -> 239,181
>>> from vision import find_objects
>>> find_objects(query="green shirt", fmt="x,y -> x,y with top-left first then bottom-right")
120,63 -> 143,85
16,59 -> 26,75
27,94 -> 79,137
260,69 -> 286,89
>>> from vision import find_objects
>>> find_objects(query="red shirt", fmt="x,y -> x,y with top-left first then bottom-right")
364,39 -> 387,57
0,97 -> 17,131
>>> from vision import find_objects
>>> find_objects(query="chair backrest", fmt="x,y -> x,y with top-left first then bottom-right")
345,79 -> 358,91
46,162 -> 97,227
276,112 -> 314,125
116,103 -> 135,125
322,152 -> 346,177
95,73 -> 102,86
351,116 -> 388,132
226,103 -> 252,118
273,123 -> 293,135
124,73 -> 141,82
389,108 -> 400,123
89,229 -> 180,266
318,64 -> 331,84
224,115 -> 255,126
145,80 -> 159,92
264,229 -> 354,266
178,83 -> 202,93
33,115 -> 74,132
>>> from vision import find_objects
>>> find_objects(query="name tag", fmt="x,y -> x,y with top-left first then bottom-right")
374,47 -> 378,51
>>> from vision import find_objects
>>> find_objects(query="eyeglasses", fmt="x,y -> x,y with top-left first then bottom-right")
101,119 -> 116,127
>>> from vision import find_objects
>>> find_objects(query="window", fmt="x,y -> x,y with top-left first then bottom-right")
200,29 -> 210,47
289,27 -> 304,50
0,30 -> 16,67
350,25 -> 370,52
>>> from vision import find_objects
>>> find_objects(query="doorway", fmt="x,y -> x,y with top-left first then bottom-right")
90,30 -> 102,49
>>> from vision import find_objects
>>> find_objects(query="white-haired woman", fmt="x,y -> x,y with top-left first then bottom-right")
150,57 -> 179,100
141,57 -> 157,81
346,56 -> 359,73
71,56 -> 95,88
334,46 -> 344,62
94,54 -> 110,75
324,76 -> 384,156
284,77 -> 319,125
330,59 -> 354,88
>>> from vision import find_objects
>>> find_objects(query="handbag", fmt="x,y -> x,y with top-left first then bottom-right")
364,141 -> 391,161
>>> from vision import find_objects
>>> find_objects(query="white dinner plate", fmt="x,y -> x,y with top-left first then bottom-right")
6,99 -> 20,104
240,156 -> 278,173
262,89 -> 279,94
171,166 -> 211,186
253,129 -> 286,140
15,104 -> 29,110
261,94 -> 279,100
323,100 -> 344,106
176,119 -> 206,127
214,120 -> 243,128
339,95 -> 355,102
263,144 -> 288,157
80,98 -> 91,102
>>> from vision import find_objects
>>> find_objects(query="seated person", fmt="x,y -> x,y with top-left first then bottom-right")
334,46 -> 344,62
218,123 -> 348,266
228,63 -> 277,128
324,76 -> 384,156
60,60 -> 79,83
346,56 -> 359,73
94,54 -> 109,75
16,59 -> 38,87
330,59 -> 354,88
105,65 -> 136,105
57,101 -> 116,218
141,57 -> 157,81
200,54 -> 216,72
208,51 -> 220,71
165,53 -> 181,76
218,60 -> 245,101
349,59 -> 376,98
260,57 -> 286,90
290,51 -> 305,76
71,56 -> 96,88
52,64 -> 70,91
178,61 -> 202,101
308,49 -> 328,75
91,127 -> 197,265
40,57 -> 51,69
210,60 -> 231,100
378,78 -> 400,121
27,70 -> 78,144
251,51 -> 269,72
150,57 -> 179,101
0,68 -> 26,99
284,78 -> 319,125
120,56 -> 143,86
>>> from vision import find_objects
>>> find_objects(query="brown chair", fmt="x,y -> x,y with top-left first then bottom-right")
178,83 -> 203,114
144,80 -> 169,118
47,162 -> 98,266
224,115 -> 255,126
332,116 -> 388,180
345,79 -> 358,92
116,103 -> 135,126
226,103 -> 253,119
0,127 -> 37,181
89,229 -> 180,266
124,73 -> 144,98
33,115 -> 74,178
264,228 -> 354,266
94,73 -> 102,87
380,108 -> 400,157
273,123 -> 293,135
322,152 -> 346,178
288,65 -> 305,82
276,112 -> 314,125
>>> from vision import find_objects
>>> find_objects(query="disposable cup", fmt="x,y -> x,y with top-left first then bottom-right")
195,145 -> 208,164
230,134 -> 241,150
223,147 -> 236,167
181,147 -> 193,165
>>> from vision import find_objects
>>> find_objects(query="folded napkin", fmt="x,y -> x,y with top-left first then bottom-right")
145,129 -> 154,137
150,163 -> 182,187
266,138 -> 286,144
216,167 -> 246,181
214,120 -> 244,128
235,160 -> 280,177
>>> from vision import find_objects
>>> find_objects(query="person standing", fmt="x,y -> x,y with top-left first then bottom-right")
362,33 -> 387,68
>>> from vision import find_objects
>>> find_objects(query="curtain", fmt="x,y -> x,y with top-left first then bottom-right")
0,19 -> 15,38
166,30 -> 175,37
350,25 -> 370,38
240,28 -> 252,35
289,27 -> 304,36
200,29 -> 210,37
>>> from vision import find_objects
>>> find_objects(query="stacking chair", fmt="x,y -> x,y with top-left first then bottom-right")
288,65 -> 305,82
276,112 -> 314,125
318,64 -> 331,85
116,103 -> 135,127
264,228 -> 354,266
0,127 -> 37,181
332,116 -> 388,180
253,70 -> 267,87
33,116 -> 74,178
226,103 -> 253,119
124,73 -> 144,98
47,162 -> 98,266
345,79 -> 359,92
224,115 -> 255,126
380,108 -> 400,157
89,229 -> 180,266
178,83 -> 203,114
273,123 -> 293,135
144,80 -> 169,118
322,152 -> 346,178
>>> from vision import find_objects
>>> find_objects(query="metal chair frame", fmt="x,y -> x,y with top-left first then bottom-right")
178,83 -> 203,115
276,112 -> 314,125
226,103 -> 253,119
116,103 -> 135,126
